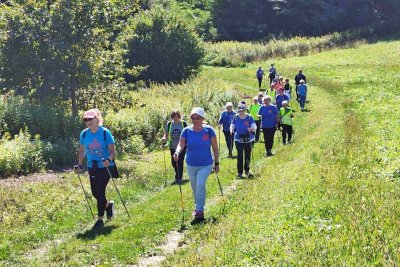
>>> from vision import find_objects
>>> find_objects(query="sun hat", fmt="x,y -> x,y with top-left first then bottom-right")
225,102 -> 233,108
190,107 -> 205,118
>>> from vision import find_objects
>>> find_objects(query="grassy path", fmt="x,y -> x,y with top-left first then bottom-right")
164,40 -> 400,266
1,40 -> 400,266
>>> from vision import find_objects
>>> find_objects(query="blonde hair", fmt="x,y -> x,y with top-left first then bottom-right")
88,108 -> 104,126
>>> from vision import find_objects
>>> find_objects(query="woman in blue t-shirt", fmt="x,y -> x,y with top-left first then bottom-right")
230,104 -> 257,178
218,102 -> 236,158
75,109 -> 116,229
258,96 -> 279,157
173,107 -> 219,223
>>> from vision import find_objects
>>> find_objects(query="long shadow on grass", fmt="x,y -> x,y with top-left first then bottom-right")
76,225 -> 118,240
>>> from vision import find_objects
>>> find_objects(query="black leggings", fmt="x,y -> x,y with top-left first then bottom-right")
170,148 -> 186,180
255,120 -> 261,142
235,142 -> 251,174
223,131 -> 234,154
89,167 -> 111,217
281,124 -> 293,143
262,127 -> 276,152
257,77 -> 262,88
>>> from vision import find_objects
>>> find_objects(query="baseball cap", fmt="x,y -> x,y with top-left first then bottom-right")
190,107 -> 205,118
237,104 -> 247,111
83,110 -> 97,119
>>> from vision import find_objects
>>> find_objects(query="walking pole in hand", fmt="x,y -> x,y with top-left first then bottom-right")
105,165 -> 130,218
175,161 -> 185,230
74,166 -> 94,219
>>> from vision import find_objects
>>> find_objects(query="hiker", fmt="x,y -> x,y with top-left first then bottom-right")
276,88 -> 289,111
284,78 -> 292,101
218,102 -> 236,158
294,69 -> 307,101
257,92 -> 264,104
269,63 -> 277,84
248,97 -> 262,142
272,76 -> 284,91
279,101 -> 294,145
75,109 -> 116,229
173,107 -> 219,223
162,110 -> 188,184
258,96 -> 279,157
230,104 -> 256,178
297,79 -> 308,111
256,67 -> 265,89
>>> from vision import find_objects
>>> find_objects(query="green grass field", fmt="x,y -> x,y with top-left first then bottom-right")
1,40 -> 400,266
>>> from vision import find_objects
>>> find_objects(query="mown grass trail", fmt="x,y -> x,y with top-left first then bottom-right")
165,40 -> 400,266
1,40 -> 400,266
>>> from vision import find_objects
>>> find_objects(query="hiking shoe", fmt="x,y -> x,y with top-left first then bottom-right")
192,210 -> 204,220
267,151 -> 274,157
106,201 -> 114,220
245,172 -> 254,179
236,173 -> 244,179
92,219 -> 104,229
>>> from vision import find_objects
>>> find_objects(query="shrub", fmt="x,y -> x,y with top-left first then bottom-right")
119,7 -> 205,83
0,130 -> 50,177
203,27 -> 389,67
0,95 -> 80,142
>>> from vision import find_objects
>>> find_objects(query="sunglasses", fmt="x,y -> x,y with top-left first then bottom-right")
191,116 -> 202,120
84,117 -> 94,122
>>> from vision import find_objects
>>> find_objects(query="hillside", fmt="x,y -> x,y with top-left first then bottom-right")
1,40 -> 400,266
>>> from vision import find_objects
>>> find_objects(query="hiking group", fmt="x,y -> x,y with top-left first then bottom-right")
74,65 -> 309,227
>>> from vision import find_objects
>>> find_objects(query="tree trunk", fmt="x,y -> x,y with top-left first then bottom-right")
71,76 -> 78,117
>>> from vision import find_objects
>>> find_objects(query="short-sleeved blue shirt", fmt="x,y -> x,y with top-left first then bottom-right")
218,111 -> 236,132
258,105 -> 279,129
80,127 -> 115,168
232,115 -> 255,143
276,94 -> 289,110
181,125 -> 216,167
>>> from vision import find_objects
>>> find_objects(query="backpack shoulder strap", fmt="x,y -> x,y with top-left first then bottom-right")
167,121 -> 172,139
103,127 -> 107,144
82,128 -> 89,140
232,114 -> 238,124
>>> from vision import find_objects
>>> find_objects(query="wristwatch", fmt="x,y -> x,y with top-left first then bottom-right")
214,161 -> 220,166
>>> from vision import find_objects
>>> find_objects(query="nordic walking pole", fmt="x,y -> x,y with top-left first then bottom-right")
105,166 -> 130,218
162,143 -> 168,187
175,161 -> 185,230
75,168 -> 94,219
215,167 -> 224,197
